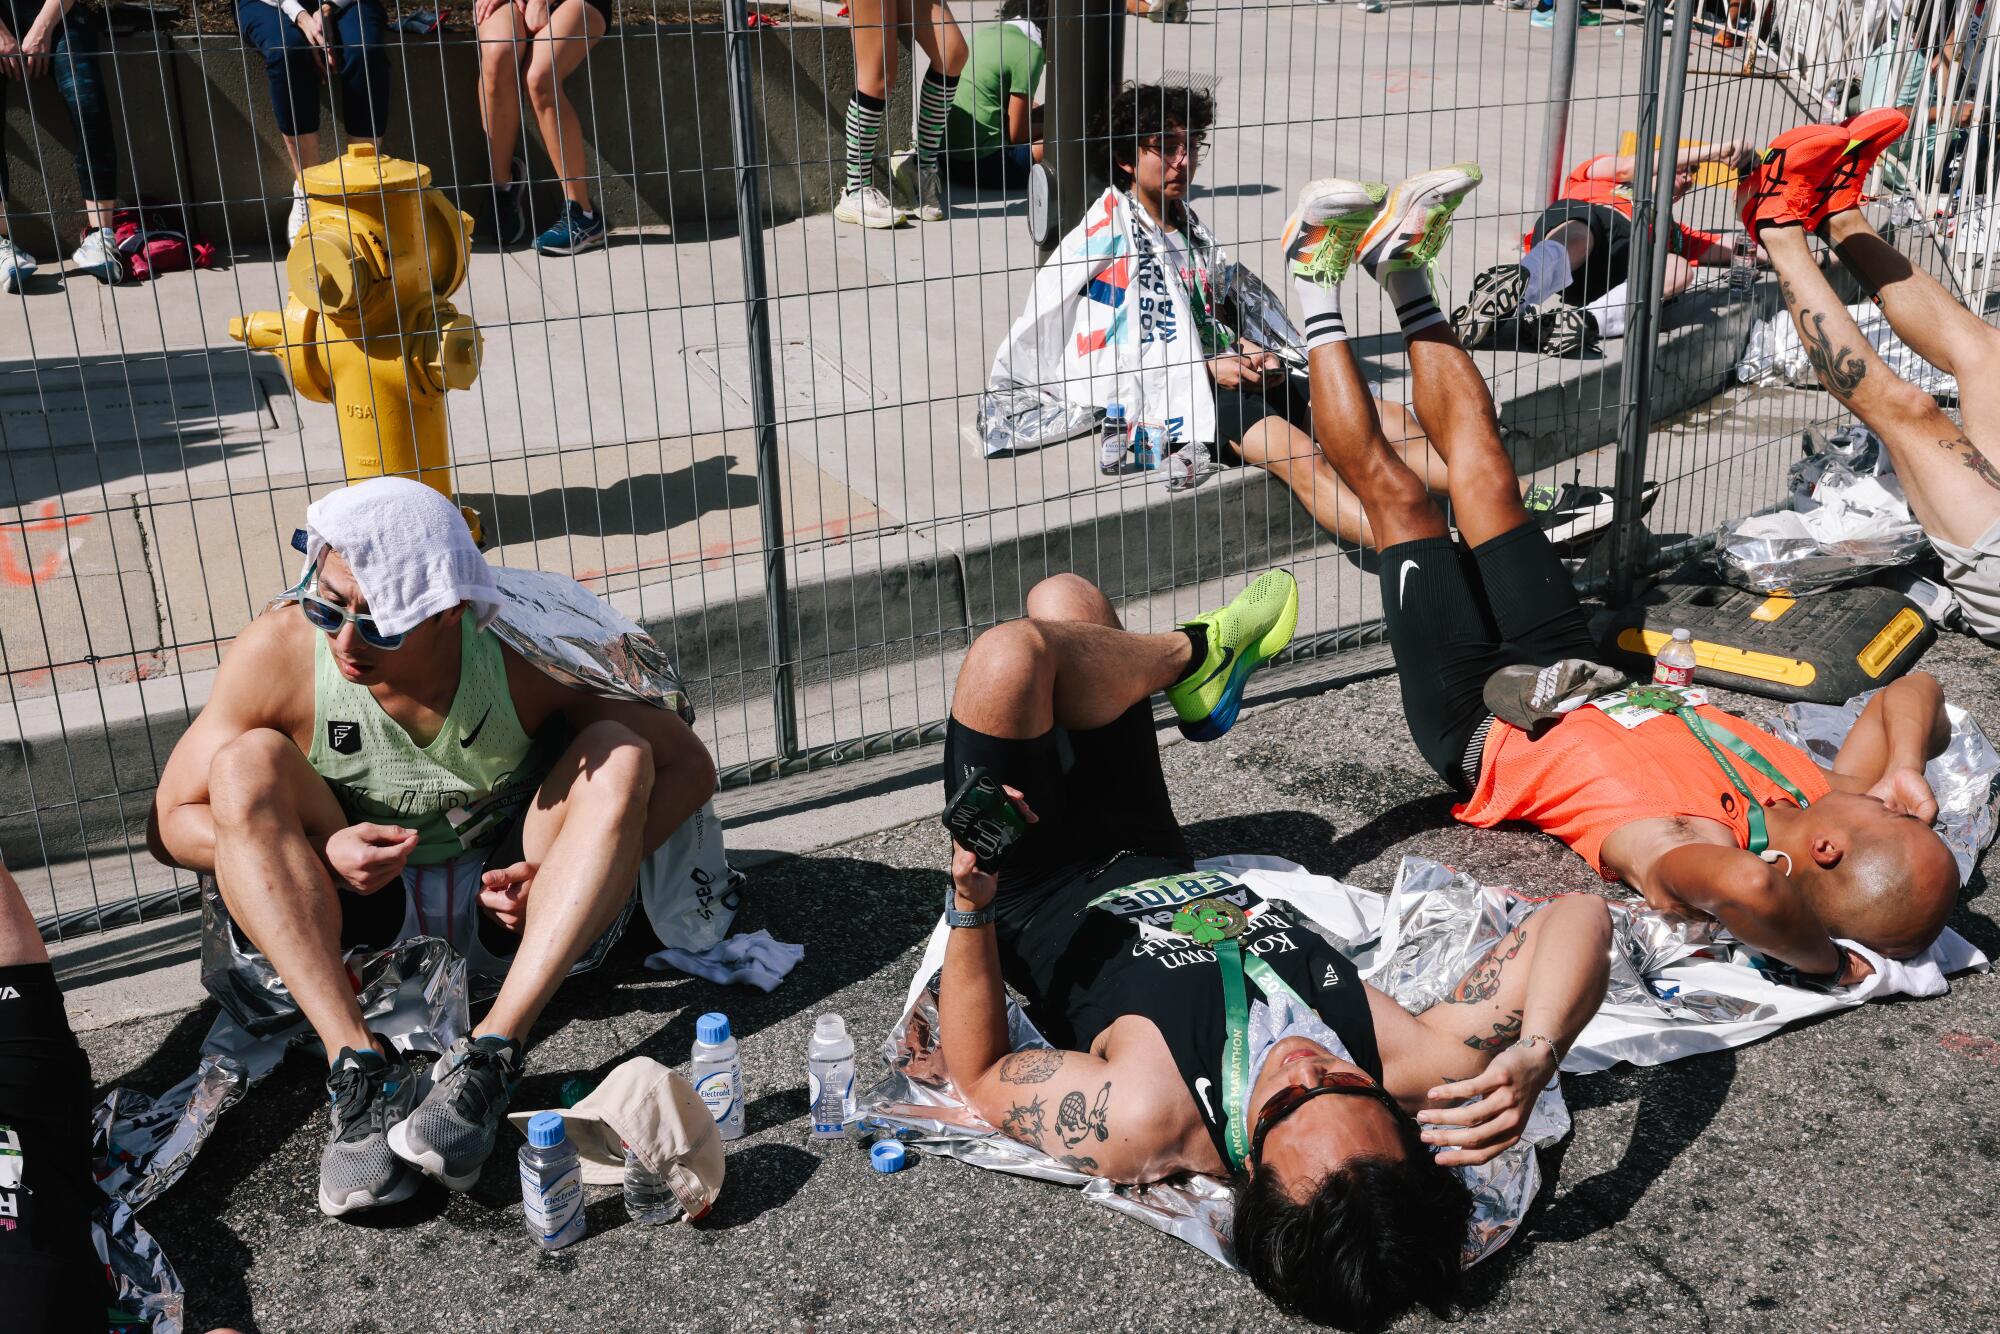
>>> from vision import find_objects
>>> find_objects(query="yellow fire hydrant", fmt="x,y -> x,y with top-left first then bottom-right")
231,145 -> 482,532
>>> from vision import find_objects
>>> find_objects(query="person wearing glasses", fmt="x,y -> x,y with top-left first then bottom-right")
935,568 -> 1612,1329
146,477 -> 716,1219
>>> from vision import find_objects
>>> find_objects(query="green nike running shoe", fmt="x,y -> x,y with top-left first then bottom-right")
1357,163 -> 1483,275
1167,570 -> 1300,741
1281,178 -> 1389,288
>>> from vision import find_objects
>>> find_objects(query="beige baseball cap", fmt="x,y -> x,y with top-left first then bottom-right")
507,1056 -> 725,1219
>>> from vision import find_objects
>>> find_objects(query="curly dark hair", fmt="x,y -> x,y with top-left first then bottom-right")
1093,82 -> 1215,190
1230,1109 -> 1472,1330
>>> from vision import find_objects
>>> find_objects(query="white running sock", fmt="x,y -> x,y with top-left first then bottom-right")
1377,266 -> 1446,336
1582,283 -> 1631,338
1295,276 -> 1348,348
1520,237 -> 1574,305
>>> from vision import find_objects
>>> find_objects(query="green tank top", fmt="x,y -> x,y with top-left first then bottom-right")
309,616 -> 539,864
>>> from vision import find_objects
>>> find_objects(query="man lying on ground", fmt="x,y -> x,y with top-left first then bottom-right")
1453,138 -> 1757,356
1283,163 -> 1960,985
1744,108 -> 2000,647
148,478 -> 715,1217
936,568 -> 1612,1329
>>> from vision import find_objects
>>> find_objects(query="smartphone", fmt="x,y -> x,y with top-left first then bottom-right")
941,767 -> 1029,869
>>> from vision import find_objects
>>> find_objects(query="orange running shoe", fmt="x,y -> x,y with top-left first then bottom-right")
1739,122 -> 1852,244
1810,107 -> 1912,225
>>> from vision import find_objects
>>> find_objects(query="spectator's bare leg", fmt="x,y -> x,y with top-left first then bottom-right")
1403,327 -> 1531,547
476,721 -> 652,1043
208,729 -> 376,1063
281,133 -> 320,178
525,4 -> 607,210
1661,253 -> 1697,299
477,5 -> 532,185
1765,223 -> 2000,546
908,0 -> 968,76
1233,418 -> 1375,546
1,860 -> 47,969
1306,338 -> 1449,548
850,0 -> 899,101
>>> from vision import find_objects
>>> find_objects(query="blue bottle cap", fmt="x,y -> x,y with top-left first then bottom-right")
1105,403 -> 1125,419
870,1141 -> 909,1173
696,1012 -> 732,1046
527,1110 -> 566,1149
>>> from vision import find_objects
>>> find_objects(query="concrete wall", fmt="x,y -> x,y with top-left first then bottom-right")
2,20 -> 901,256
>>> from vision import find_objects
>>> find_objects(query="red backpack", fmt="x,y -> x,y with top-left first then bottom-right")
111,205 -> 217,282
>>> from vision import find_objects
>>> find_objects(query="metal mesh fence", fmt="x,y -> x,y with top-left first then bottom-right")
2,0 -> 1992,936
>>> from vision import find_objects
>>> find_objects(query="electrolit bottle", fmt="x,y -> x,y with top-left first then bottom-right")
623,1142 -> 682,1225
1098,404 -> 1130,475
1729,232 -> 1755,295
808,1013 -> 857,1140
691,1011 -> 745,1141
1653,627 -> 1698,687
519,1111 -> 587,1250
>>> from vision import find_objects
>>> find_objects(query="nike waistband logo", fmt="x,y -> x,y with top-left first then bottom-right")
1397,559 -> 1421,606
460,708 -> 492,749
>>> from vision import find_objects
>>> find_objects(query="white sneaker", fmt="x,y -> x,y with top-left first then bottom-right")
834,185 -> 902,229
1953,205 -> 1992,265
890,150 -> 946,222
0,238 -> 36,294
288,183 -> 310,242
70,227 -> 125,285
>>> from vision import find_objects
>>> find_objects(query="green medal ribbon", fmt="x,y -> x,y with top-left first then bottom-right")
1668,701 -> 1811,855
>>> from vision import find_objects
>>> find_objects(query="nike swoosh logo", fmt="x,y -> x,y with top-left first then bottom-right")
460,708 -> 492,749
1190,645 -> 1237,694
1194,1076 -> 1215,1121
1397,559 -> 1420,606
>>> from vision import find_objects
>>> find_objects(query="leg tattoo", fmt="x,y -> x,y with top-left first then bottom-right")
1939,434 -> 2000,493
1796,306 -> 1868,399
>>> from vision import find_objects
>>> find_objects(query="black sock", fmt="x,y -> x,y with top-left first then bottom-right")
1174,624 -> 1210,685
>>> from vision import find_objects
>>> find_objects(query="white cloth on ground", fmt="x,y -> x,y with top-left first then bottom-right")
647,929 -> 803,992
300,476 -> 500,636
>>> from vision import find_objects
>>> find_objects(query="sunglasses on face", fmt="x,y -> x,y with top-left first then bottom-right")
1249,1068 -> 1401,1168
297,585 -> 406,650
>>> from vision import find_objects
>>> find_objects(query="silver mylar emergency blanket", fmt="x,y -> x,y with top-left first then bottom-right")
1737,302 -> 1958,398
861,693 -> 1998,1271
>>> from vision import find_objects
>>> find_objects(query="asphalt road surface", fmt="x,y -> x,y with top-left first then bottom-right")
83,630 -> 2000,1332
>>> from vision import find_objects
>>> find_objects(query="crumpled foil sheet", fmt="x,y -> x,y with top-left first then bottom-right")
488,566 -> 693,722
88,937 -> 469,1330
1713,426 -> 1934,595
1737,302 -> 1959,398
1775,691 -> 2000,887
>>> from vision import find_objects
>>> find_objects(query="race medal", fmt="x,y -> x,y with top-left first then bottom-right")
1625,684 -> 1688,713
1171,898 -> 1247,944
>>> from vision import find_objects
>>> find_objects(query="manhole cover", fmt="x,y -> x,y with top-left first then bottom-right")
0,355 -> 285,452
686,339 -> 885,418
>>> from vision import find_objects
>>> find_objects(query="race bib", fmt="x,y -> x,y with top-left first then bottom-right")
1587,685 -> 1710,730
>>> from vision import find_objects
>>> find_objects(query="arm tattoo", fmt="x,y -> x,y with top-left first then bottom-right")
1055,1083 -> 1113,1148
1796,306 -> 1867,399
1938,434 -> 2000,493
1001,1096 -> 1047,1145
1448,926 -> 1530,1004
1057,1154 -> 1101,1172
999,1048 -> 1064,1085
1464,1009 -> 1525,1053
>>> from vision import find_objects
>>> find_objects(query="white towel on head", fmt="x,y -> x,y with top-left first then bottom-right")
299,477 -> 500,636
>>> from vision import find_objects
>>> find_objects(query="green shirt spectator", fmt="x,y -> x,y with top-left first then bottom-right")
947,19 -> 1044,160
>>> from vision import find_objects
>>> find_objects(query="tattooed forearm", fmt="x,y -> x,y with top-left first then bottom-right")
1058,1154 -> 1101,1173
1464,1009 -> 1525,1053
1939,434 -> 2000,493
1449,926 -> 1529,1004
1796,307 -> 1867,398
999,1048 -> 1064,1085
1001,1095 -> 1047,1145
1055,1083 -> 1112,1148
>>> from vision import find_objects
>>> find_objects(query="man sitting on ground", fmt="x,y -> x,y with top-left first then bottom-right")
1744,108 -> 2000,648
1454,138 -> 1756,356
937,567 -> 1612,1329
1283,163 -> 1960,986
148,478 -> 716,1217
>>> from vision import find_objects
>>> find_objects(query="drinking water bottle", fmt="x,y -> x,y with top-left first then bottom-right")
519,1111 -> 587,1250
691,1011 -> 745,1141
1098,404 -> 1130,475
623,1142 -> 683,1225
1652,627 -> 1698,687
1729,232 -> 1755,295
808,1013 -> 858,1140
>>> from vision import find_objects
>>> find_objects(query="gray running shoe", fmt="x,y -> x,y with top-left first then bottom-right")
388,1034 -> 523,1190
319,1045 -> 421,1217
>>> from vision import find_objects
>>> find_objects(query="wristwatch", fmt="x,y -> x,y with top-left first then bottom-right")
944,886 -> 997,930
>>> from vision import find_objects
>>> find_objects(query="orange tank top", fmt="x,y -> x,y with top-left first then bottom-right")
1452,703 -> 1833,878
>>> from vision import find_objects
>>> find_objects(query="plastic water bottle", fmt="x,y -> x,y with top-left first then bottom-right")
691,1011 -> 745,1141
808,1012 -> 857,1140
1131,426 -> 1160,471
1097,404 -> 1130,475
519,1111 -> 587,1250
1652,627 -> 1698,687
623,1142 -> 683,1225
1729,232 -> 1755,295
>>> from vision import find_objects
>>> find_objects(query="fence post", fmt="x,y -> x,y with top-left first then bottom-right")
1538,0 -> 1581,208
724,0 -> 799,759
1608,0 -> 1691,605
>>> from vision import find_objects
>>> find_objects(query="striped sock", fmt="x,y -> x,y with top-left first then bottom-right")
1295,275 -> 1348,348
1378,266 -> 1446,336
916,67 -> 956,168
846,90 -> 886,196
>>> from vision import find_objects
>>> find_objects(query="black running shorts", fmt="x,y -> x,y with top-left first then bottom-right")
1528,200 -> 1634,307
1212,369 -> 1315,463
